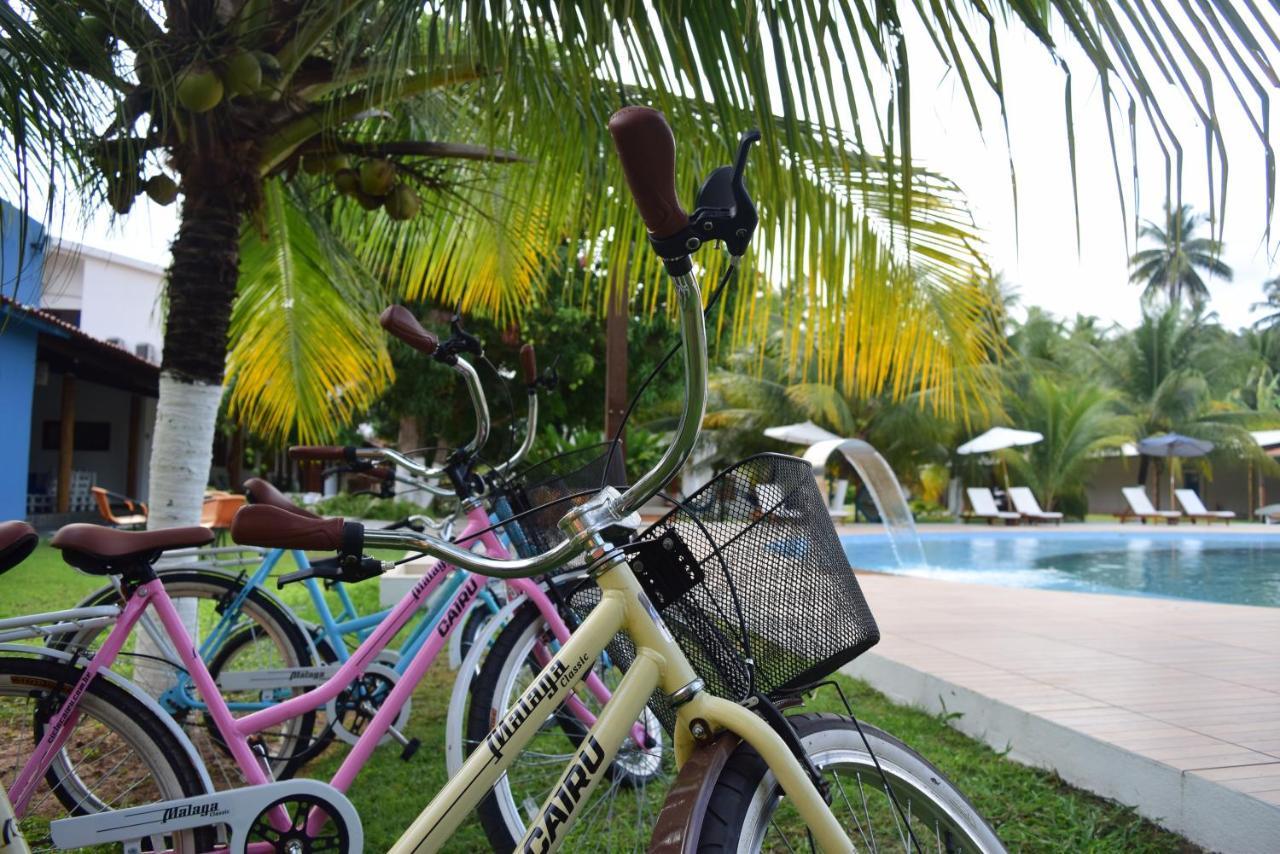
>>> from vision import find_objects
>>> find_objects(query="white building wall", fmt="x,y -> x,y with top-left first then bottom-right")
1084,454 -> 1280,517
78,254 -> 165,361
39,242 -> 166,362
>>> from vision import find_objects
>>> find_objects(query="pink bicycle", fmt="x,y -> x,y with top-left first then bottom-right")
0,309 -> 658,852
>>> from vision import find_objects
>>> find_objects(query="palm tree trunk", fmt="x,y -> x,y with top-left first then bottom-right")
147,187 -> 242,525
138,184 -> 244,693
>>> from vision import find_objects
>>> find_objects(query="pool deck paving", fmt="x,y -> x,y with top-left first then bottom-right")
841,567 -> 1280,853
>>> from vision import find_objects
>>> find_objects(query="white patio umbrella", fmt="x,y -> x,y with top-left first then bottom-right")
956,427 -> 1043,495
956,427 -> 1044,455
763,420 -> 843,445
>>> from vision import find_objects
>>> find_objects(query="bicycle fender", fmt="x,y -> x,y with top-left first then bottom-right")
0,643 -> 215,796
74,567 -> 309,644
648,731 -> 741,853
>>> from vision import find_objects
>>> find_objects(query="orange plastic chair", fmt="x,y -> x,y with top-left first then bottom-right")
91,487 -> 148,529
200,493 -> 247,543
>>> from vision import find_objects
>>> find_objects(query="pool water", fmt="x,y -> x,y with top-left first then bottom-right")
842,531 -> 1280,608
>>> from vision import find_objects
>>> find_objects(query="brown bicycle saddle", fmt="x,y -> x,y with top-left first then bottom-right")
51,524 -> 213,575
0,521 -> 38,575
243,478 -> 319,518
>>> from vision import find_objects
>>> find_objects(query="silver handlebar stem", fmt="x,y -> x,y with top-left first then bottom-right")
611,270 -> 706,518
489,389 -> 538,478
360,265 -> 709,579
451,356 -> 491,461
350,355 -> 490,497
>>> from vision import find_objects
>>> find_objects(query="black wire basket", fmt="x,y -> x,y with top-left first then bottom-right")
494,442 -> 628,559
572,453 -> 879,730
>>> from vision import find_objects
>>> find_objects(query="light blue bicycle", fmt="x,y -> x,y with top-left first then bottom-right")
57,319 -> 543,780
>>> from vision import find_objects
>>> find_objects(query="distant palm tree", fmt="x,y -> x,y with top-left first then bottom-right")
1005,375 -> 1132,512
1251,275 -> 1280,330
1129,205 -> 1233,306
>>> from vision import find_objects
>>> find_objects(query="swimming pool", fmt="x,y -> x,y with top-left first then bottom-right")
842,530 -> 1280,608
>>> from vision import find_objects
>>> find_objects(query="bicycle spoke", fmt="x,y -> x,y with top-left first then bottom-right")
769,818 -> 799,853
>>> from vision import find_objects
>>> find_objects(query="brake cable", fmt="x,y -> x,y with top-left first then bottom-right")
598,261 -> 739,489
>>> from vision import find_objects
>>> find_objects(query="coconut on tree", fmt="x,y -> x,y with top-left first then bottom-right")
1,1 -> 1277,534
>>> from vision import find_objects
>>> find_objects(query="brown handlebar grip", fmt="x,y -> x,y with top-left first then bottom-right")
519,343 -> 537,385
288,446 -> 349,462
364,466 -> 394,481
231,505 -> 347,550
243,477 -> 319,519
607,107 -> 690,239
379,305 -> 438,355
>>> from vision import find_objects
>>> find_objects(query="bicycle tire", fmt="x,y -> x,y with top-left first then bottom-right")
53,569 -> 318,787
693,712 -> 1005,853
466,602 -> 669,853
0,654 -> 214,853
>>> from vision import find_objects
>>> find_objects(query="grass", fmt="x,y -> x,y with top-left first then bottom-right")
3,541 -> 1201,852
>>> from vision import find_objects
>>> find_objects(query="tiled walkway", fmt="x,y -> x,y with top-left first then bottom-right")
843,573 -> 1280,853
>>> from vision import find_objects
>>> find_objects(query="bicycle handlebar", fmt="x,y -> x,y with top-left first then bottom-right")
379,305 -> 438,355
607,106 -> 689,238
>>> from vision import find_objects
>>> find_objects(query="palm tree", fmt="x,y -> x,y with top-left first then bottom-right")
1004,375 -> 1131,512
1103,306 -> 1277,495
3,2 -> 1275,531
1251,275 -> 1280,330
1129,205 -> 1234,307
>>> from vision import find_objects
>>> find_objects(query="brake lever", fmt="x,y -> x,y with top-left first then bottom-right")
536,365 -> 559,391
732,129 -> 761,188
434,316 -> 484,365
647,128 -> 761,260
277,555 -> 387,589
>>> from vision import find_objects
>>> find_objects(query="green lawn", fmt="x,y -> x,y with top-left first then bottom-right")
3,542 -> 1199,852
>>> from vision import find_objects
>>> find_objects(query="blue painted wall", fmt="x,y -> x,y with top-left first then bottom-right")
0,200 -> 45,304
0,321 -> 37,519
0,199 -> 46,519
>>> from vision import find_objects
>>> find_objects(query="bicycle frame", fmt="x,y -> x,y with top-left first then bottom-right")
161,543 -> 498,717
5,504 -> 627,821
390,551 -> 854,853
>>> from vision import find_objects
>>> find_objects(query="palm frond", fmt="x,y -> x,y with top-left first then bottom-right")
225,180 -> 393,441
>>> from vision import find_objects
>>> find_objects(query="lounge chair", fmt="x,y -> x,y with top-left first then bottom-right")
1116,486 -> 1181,524
751,483 -> 806,521
1256,503 -> 1280,524
1008,487 -> 1063,524
964,488 -> 1021,525
1174,489 -> 1234,524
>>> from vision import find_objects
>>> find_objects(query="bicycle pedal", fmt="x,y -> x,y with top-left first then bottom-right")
400,737 -> 421,761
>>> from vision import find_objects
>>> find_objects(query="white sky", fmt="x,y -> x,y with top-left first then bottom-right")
898,14 -> 1279,332
49,11 -> 1280,333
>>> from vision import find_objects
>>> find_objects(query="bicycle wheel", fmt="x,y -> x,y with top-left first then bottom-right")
0,655 -> 213,853
53,569 -> 318,788
694,712 -> 1005,853
466,602 -> 671,853
203,620 -> 324,779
